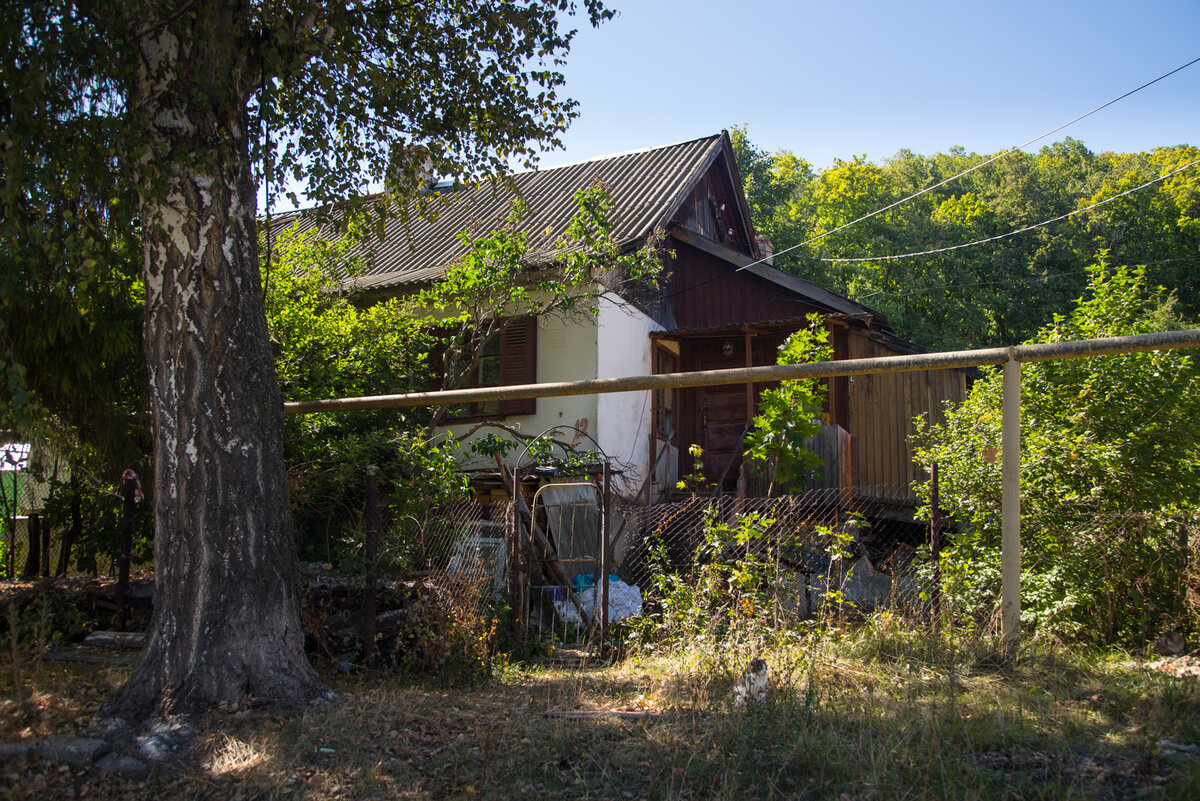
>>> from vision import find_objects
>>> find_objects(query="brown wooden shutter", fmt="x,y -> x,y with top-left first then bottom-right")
498,316 -> 537,416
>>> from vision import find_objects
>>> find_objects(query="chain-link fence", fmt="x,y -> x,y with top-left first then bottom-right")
615,486 -> 931,621
405,484 -> 1200,648
0,457 -> 146,581
413,498 -> 511,617
8,453 -> 1196,653
1,472 -> 52,580
379,482 -> 939,651
960,507 -> 1200,644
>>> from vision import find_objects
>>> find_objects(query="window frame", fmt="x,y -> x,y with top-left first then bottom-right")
441,316 -> 537,421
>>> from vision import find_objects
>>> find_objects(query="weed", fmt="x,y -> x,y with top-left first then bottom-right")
0,627 -> 1197,799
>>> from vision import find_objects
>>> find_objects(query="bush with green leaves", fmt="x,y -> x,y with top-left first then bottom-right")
266,184 -> 663,572
743,314 -> 831,495
914,260 -> 1200,645
265,219 -> 457,566
633,504 -> 819,653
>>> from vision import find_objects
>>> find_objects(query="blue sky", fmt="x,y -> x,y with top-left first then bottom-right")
538,0 -> 1200,169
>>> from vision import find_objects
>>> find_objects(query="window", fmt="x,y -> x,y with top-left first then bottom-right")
445,317 -> 537,420
654,347 -> 676,438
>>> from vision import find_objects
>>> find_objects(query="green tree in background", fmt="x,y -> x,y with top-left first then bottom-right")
1082,145 -> 1200,317
730,130 -> 1199,351
729,125 -> 816,274
914,261 -> 1200,644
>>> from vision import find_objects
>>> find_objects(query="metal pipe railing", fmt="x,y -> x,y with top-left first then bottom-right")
283,329 -> 1200,415
284,328 -> 1200,653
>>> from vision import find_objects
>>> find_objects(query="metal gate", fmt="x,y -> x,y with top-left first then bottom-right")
519,464 -> 612,654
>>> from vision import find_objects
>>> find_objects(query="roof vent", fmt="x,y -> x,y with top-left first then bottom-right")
385,144 -> 437,196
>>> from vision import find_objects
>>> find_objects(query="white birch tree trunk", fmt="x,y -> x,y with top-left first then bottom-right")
103,2 -> 331,720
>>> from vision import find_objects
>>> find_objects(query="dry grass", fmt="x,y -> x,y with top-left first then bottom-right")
2,625 -> 1199,800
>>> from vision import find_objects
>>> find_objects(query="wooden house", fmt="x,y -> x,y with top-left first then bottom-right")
275,132 -> 966,516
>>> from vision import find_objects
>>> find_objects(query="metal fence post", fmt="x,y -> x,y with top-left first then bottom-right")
363,465 -> 379,665
600,461 -> 611,654
39,513 -> 50,578
1001,351 -> 1022,652
929,463 -> 942,632
508,490 -> 522,639
22,513 -> 40,579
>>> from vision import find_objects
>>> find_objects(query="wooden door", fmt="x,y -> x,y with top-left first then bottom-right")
680,338 -> 749,490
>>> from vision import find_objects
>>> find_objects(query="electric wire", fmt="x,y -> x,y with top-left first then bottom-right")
858,270 -> 1086,300
811,157 -> 1200,264
733,55 -> 1200,273
858,254 -> 1199,301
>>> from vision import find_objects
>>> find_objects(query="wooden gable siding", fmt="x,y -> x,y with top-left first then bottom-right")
670,153 -> 756,256
668,241 -> 824,330
845,330 -> 967,503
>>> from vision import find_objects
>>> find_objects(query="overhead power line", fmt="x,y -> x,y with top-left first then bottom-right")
860,253 -> 1200,301
858,270 -> 1086,301
812,157 -> 1200,264
735,55 -> 1200,273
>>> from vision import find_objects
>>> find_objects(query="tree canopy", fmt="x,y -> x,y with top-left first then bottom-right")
730,127 -> 1200,351
3,0 -> 615,421
2,0 -> 617,722
914,261 -> 1200,643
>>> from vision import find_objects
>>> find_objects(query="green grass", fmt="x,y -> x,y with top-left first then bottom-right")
2,620 -> 1198,799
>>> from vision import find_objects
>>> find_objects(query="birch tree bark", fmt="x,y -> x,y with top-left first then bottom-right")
102,3 -> 330,719
6,0 -> 611,723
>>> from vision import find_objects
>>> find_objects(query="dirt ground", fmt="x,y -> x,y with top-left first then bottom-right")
3,646 -> 1199,801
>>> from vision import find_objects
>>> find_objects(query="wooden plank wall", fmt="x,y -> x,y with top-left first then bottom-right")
671,154 -> 753,255
845,331 -> 966,503
801,424 -> 851,492
668,243 -> 823,330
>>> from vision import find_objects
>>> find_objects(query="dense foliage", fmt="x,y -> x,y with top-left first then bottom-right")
2,3 -> 618,545
1,0 -> 614,419
732,128 -> 1200,648
4,0 -> 632,718
913,261 -> 1200,645
267,185 -> 662,565
743,314 -> 831,495
1,0 -> 618,459
732,128 -> 1200,351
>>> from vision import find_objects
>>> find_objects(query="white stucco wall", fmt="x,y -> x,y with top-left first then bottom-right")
596,294 -> 662,494
438,298 -> 659,485
442,313 -> 599,471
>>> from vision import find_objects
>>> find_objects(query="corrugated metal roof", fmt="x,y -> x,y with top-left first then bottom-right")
270,134 -> 727,293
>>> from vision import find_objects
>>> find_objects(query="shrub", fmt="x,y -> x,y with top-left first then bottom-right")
914,260 -> 1200,645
